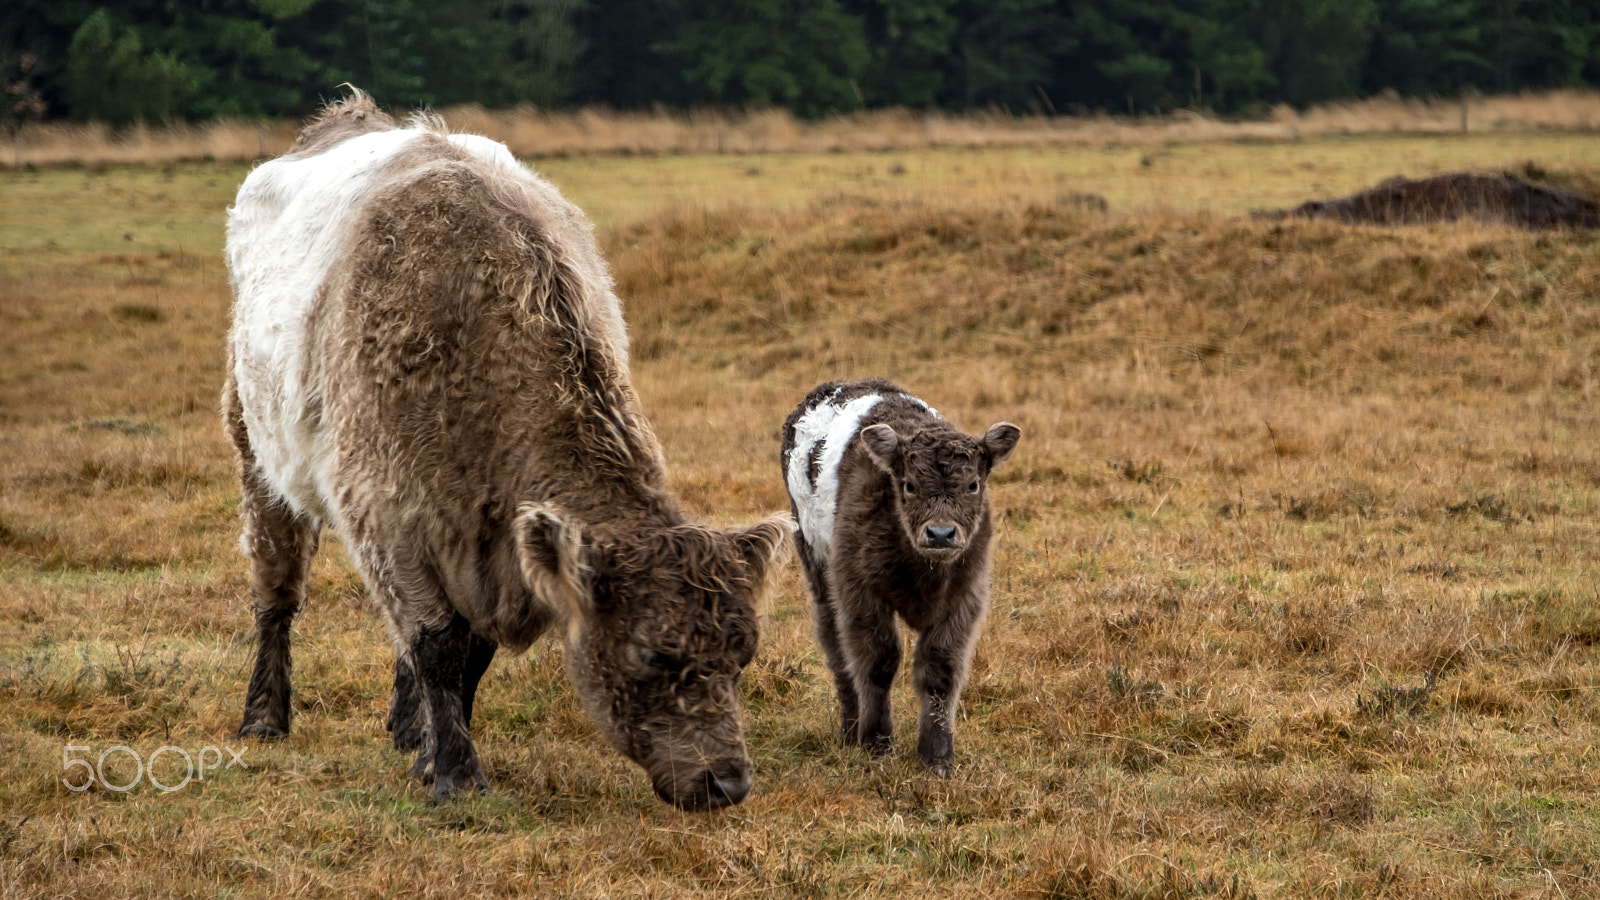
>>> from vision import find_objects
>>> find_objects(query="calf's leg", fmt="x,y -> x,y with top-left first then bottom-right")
226,378 -> 319,739
803,558 -> 861,741
911,610 -> 983,778
839,598 -> 901,755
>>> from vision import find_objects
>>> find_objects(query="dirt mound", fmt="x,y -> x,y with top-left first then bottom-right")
1281,170 -> 1599,230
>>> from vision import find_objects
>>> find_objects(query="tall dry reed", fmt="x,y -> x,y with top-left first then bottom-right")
8,89 -> 1600,168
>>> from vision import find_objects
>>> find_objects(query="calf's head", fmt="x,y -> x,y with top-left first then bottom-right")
859,421 -> 1021,562
515,505 -> 789,811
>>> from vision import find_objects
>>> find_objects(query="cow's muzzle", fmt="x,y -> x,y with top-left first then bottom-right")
656,760 -> 754,811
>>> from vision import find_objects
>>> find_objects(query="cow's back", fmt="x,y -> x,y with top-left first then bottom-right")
226,113 -> 630,531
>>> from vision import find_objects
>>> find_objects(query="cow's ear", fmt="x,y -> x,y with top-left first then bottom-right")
982,423 -> 1021,467
733,514 -> 793,610
515,503 -> 593,629
859,424 -> 902,473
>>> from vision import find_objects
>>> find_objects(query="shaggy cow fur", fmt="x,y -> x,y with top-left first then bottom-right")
781,378 -> 1020,776
224,90 -> 788,810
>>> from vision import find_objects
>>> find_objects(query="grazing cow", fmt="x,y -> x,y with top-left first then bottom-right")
781,379 -> 1020,776
223,90 -> 788,810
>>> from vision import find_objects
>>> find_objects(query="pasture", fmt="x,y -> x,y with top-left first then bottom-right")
3,131 -> 1600,898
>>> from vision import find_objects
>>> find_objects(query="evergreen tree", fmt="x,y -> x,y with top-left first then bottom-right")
948,0 -> 1063,110
661,0 -> 871,115
1258,0 -> 1380,105
152,0 -> 320,118
1182,0 -> 1274,110
1483,0 -> 1599,92
506,0 -> 588,107
5,0 -> 1600,121
1050,1 -> 1263,114
1366,0 -> 1489,95
65,8 -> 207,122
848,0 -> 959,107
1,1 -> 96,121
575,0 -> 688,107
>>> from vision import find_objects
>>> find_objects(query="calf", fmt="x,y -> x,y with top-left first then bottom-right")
224,90 -> 788,809
781,378 -> 1020,775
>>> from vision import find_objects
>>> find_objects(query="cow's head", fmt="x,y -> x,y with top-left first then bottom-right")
515,505 -> 789,811
859,421 -> 1021,562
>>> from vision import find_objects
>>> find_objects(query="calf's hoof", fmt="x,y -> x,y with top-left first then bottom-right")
865,732 -> 894,757
921,757 -> 954,779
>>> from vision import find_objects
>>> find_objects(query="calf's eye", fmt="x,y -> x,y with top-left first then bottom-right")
968,480 -> 980,493
903,481 -> 916,495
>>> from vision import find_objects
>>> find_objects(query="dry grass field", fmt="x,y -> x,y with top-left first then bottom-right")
3,125 -> 1600,899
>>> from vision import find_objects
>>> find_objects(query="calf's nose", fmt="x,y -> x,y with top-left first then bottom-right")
924,525 -> 958,547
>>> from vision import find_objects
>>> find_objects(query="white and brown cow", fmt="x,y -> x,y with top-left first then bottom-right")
223,91 -> 788,810
781,378 -> 1019,776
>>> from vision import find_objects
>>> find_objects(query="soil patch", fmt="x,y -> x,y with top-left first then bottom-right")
1275,170 -> 1599,230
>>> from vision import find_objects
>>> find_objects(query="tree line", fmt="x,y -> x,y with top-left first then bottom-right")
3,0 -> 1597,126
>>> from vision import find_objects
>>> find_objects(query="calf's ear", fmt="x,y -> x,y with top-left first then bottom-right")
859,423 -> 902,473
515,503 -> 594,630
982,423 -> 1022,467
733,515 -> 793,611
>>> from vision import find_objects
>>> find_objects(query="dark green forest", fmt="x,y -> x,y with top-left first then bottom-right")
3,0 -> 1598,125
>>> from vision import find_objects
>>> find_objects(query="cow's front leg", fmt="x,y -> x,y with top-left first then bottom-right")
460,631 -> 497,727
912,611 -> 982,778
391,613 -> 489,749
841,603 -> 901,756
410,614 -> 490,800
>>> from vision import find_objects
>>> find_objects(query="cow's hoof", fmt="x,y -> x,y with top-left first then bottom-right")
387,706 -> 422,750
921,758 -> 953,779
866,733 -> 894,757
239,720 -> 288,740
428,771 -> 490,802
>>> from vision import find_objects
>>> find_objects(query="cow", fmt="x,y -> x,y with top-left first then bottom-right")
223,90 -> 788,810
780,379 -> 1020,776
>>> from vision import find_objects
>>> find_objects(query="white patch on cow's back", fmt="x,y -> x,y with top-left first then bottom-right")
785,392 -> 884,567
446,133 -> 518,168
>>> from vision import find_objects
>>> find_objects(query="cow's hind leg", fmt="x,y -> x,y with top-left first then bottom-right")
802,556 -> 861,742
227,378 -> 319,739
408,613 -> 491,800
387,656 -> 423,750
